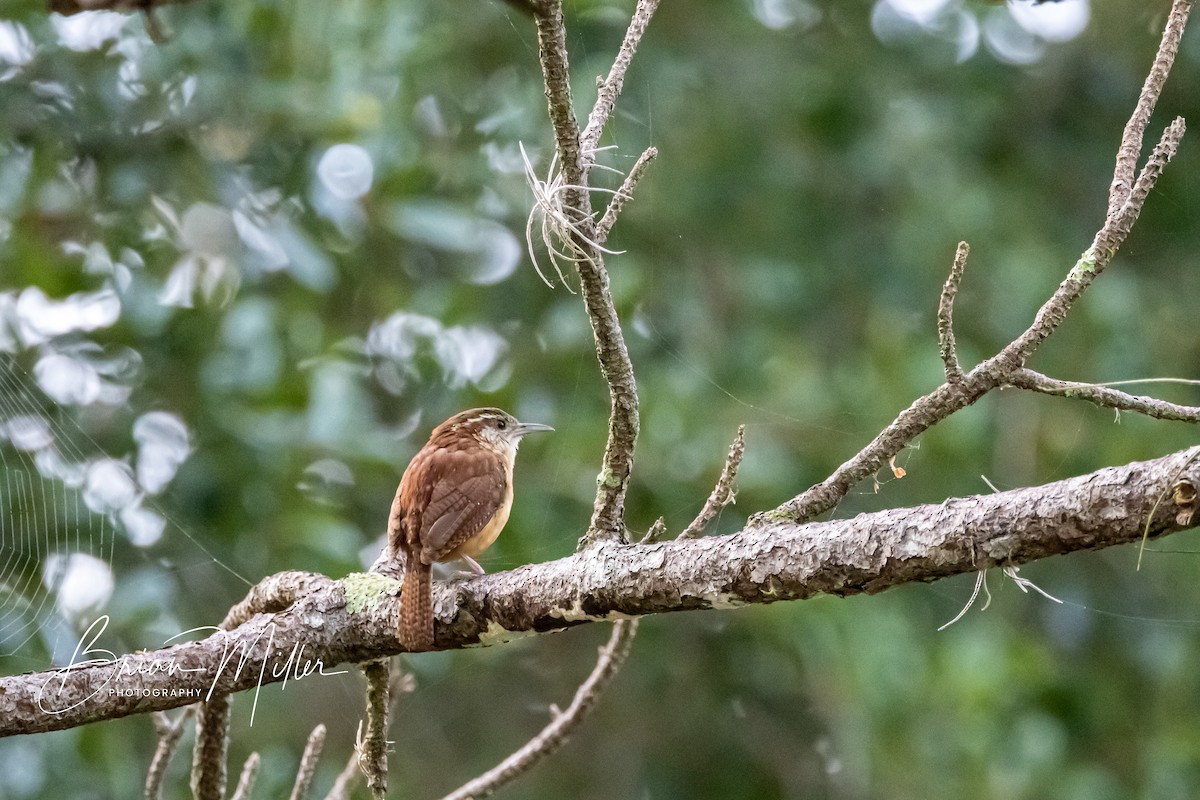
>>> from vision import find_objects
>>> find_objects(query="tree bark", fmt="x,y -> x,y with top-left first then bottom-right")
3,446 -> 1196,737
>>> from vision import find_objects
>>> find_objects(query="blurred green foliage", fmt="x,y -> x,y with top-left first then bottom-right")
1,0 -> 1200,798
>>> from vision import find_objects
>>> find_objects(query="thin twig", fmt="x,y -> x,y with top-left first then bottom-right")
323,752 -> 362,800
1107,0 -> 1193,218
937,242 -> 969,382
1134,117 -> 1188,201
1007,368 -> 1200,423
438,620 -> 638,800
596,146 -> 658,244
1098,116 -> 1187,259
229,752 -> 261,800
145,708 -> 194,800
640,516 -> 667,544
360,660 -> 391,799
580,0 -> 662,162
681,426 -> 747,539
289,725 -> 327,800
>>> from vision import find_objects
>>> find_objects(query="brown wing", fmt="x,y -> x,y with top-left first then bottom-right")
400,446 -> 506,564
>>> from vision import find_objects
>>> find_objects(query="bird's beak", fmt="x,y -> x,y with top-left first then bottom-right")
515,421 -> 554,436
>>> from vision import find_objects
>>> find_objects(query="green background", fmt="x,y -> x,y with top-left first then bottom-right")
2,0 -> 1200,797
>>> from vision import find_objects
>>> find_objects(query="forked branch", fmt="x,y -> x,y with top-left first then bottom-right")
581,0 -> 662,163
428,7 -> 657,793
1108,0 -> 1192,217
532,0 -> 648,545
761,0 -> 1195,526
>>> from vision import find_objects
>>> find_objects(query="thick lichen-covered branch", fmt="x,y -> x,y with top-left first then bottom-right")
4,447 -> 1197,737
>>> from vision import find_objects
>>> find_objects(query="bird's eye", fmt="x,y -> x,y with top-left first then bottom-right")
497,419 -> 507,429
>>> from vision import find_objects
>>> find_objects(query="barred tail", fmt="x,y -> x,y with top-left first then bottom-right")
399,553 -> 434,651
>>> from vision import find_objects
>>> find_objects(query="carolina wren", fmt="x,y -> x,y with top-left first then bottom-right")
389,407 -> 552,651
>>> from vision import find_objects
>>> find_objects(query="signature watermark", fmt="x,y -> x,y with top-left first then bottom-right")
34,615 -> 347,725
